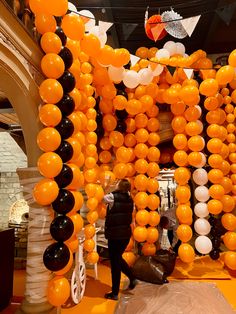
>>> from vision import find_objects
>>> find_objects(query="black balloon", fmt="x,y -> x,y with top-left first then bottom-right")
55,27 -> 67,46
210,227 -> 222,237
117,89 -> 128,98
212,237 -> 221,249
55,16 -> 62,26
209,249 -> 220,260
115,109 -> 128,120
55,117 -> 74,139
58,71 -> 76,93
56,94 -> 75,116
59,47 -> 73,69
208,216 -> 216,226
54,164 -> 73,188
96,126 -> 105,138
94,97 -> 100,111
43,242 -> 70,272
55,141 -> 73,163
116,120 -> 127,133
50,215 -> 74,242
52,189 -> 75,214
96,112 -> 103,123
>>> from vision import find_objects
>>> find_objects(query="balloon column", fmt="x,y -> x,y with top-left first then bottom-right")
30,3 -> 236,307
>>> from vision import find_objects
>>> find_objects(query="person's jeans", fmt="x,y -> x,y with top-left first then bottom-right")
108,238 -> 135,295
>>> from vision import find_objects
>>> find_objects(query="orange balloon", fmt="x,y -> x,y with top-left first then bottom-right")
148,132 -> 160,146
207,138 -> 223,154
126,99 -> 142,115
178,243 -> 195,263
221,194 -> 235,212
208,169 -> 224,184
133,226 -> 148,242
148,211 -> 160,227
65,235 -> 79,253
220,177 -> 233,194
86,210 -> 99,224
146,162 -> 160,178
147,147 -> 160,162
188,152 -> 203,167
199,79 -> 219,97
216,65 -> 235,85
209,184 -> 225,200
97,45 -> 114,65
220,160 -> 231,176
134,192 -> 148,209
176,204 -> 192,224
188,135 -> 205,152
176,186 -> 191,203
81,34 -> 101,58
147,194 -> 160,211
112,48 -> 130,67
173,150 -> 188,167
116,146 -> 130,163
109,131 -> 124,147
171,116 -> 187,133
87,251 -> 99,264
184,106 -> 201,122
84,239 -> 95,252
171,101 -> 186,116
39,79 -> 63,104
86,197 -> 98,211
113,163 -> 128,179
124,134 -> 137,148
68,213 -> 84,235
135,158 -> 149,174
41,53 -> 65,79
134,174 -> 148,191
222,213 -> 236,231
142,243 -> 156,256
37,127 -> 61,152
102,114 -> 117,131
204,96 -> 219,111
135,128 -> 149,143
67,163 -> 84,189
223,232 -> 236,250
224,251 -> 236,270
39,104 -> 62,127
147,118 -> 160,132
122,252 -> 136,266
179,85 -> 199,104
33,178 -> 59,205
61,15 -> 85,41
37,152 -> 62,178
71,191 -> 84,212
208,154 -> 223,169
173,134 -> 188,150
47,276 -> 70,307
84,224 -> 96,239
177,224 -> 193,242
185,121 -> 201,136
174,167 -> 191,185
40,32 -> 62,54
146,227 -> 159,243
136,209 -> 150,226
113,95 -> 127,110
35,13 -> 57,34
208,199 -> 223,215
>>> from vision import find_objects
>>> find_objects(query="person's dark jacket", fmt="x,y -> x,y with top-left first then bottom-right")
105,191 -> 133,240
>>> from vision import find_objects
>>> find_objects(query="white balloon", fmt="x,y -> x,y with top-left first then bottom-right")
195,152 -> 206,168
123,70 -> 140,89
175,42 -> 186,55
78,10 -> 96,32
195,186 -> 210,202
195,236 -> 212,255
108,66 -> 125,82
163,41 -> 177,56
89,26 -> 107,47
156,48 -> 170,59
194,203 -> 209,218
151,64 -> 164,76
138,68 -> 154,85
193,168 -> 208,185
194,218 -> 211,236
68,2 -> 77,12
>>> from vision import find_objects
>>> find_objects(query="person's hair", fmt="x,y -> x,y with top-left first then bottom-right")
160,216 -> 169,229
118,179 -> 131,192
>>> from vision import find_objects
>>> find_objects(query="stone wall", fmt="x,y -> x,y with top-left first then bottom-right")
0,132 -> 27,228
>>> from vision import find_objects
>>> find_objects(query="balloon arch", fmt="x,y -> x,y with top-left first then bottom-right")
29,0 -> 236,307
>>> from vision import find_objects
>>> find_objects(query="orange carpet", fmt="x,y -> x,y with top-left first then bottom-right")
3,257 -> 236,314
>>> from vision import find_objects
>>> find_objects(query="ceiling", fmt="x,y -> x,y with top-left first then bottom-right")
73,0 -> 236,54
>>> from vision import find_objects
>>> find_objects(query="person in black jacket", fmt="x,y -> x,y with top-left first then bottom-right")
103,179 -> 137,300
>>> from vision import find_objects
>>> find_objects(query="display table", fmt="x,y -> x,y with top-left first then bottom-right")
0,228 -> 15,311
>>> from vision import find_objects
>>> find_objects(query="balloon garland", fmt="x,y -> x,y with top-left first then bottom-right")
28,1 -> 236,307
